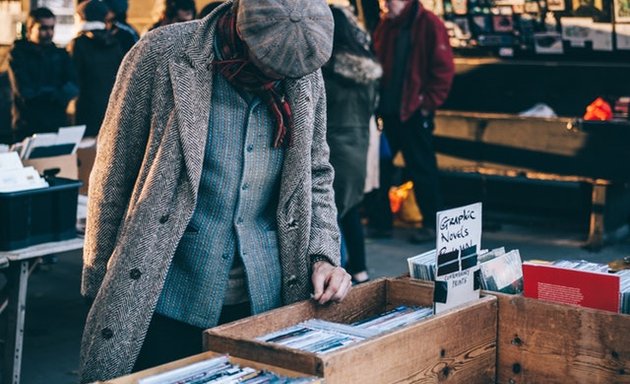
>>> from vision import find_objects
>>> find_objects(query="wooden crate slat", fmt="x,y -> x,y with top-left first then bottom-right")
320,296 -> 497,384
495,293 -> 630,384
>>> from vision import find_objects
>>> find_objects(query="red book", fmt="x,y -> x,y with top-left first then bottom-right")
523,262 -> 620,313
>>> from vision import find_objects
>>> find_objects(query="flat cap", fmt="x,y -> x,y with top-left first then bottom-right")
236,0 -> 334,78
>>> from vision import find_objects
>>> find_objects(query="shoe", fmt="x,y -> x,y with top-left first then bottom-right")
408,228 -> 436,244
351,271 -> 370,285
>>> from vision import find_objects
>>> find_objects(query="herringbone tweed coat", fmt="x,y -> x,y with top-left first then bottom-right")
79,3 -> 340,382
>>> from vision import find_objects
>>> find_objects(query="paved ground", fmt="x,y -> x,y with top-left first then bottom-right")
14,221 -> 630,384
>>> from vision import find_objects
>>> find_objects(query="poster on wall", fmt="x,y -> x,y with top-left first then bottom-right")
561,17 -> 613,50
548,0 -> 567,11
615,0 -> 630,21
616,23 -> 630,49
472,15 -> 493,34
452,0 -> 469,14
572,0 -> 607,19
534,32 -> 565,53
493,14 -> 515,31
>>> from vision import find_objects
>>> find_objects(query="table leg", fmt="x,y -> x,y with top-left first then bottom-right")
1,260 -> 29,384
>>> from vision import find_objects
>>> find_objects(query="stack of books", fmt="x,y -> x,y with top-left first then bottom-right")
407,249 -> 436,281
613,96 -> 630,120
352,306 -> 434,333
137,355 -> 316,384
257,306 -> 434,354
551,259 -> 609,273
616,269 -> 630,314
407,247 -> 524,294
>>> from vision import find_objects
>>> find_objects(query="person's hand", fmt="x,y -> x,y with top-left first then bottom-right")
311,261 -> 352,305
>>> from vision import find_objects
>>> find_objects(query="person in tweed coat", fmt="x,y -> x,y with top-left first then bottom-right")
79,0 -> 351,382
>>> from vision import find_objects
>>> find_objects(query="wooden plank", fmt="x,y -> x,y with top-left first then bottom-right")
204,334 -> 325,377
494,293 -> 630,384
99,351 -> 320,384
386,278 -> 435,308
321,296 -> 497,384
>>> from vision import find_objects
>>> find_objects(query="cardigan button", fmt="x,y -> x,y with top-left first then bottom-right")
287,275 -> 298,287
159,214 -> 169,224
129,268 -> 142,280
101,327 -> 114,340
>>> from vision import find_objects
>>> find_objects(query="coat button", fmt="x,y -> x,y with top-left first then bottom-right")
159,214 -> 169,224
129,268 -> 142,280
101,327 -> 114,339
287,275 -> 298,287
247,144 -> 254,152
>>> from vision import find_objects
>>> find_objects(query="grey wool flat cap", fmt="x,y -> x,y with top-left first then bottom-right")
236,0 -> 334,78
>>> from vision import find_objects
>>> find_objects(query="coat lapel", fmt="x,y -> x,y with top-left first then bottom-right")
167,2 -> 226,194
279,78 -> 311,209
169,60 -> 212,193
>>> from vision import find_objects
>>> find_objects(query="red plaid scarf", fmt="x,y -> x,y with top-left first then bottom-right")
214,8 -> 292,148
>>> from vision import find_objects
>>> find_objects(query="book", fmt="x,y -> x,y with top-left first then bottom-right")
478,249 -> 523,294
257,306 -> 434,354
522,262 -> 620,312
137,354 -> 317,384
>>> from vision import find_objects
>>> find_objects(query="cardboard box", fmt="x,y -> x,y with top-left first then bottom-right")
77,145 -> 96,195
23,153 -> 78,180
492,292 -> 630,384
204,278 -> 497,384
98,351 -> 320,384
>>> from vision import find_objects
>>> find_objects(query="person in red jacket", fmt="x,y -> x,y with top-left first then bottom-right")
372,0 -> 454,243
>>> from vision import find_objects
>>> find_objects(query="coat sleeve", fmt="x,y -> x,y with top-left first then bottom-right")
307,71 -> 341,267
81,39 -> 155,299
419,16 -> 455,111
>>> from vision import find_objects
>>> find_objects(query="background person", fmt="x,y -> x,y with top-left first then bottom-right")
372,0 -> 455,243
7,7 -> 78,141
323,5 -> 382,284
68,0 -> 125,137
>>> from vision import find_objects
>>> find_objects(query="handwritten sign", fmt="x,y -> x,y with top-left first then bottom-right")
436,202 -> 482,256
435,267 -> 480,314
433,203 -> 483,314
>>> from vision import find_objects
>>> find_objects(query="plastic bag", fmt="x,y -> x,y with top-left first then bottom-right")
584,97 -> 612,121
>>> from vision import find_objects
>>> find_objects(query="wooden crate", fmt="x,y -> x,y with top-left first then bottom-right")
204,278 -> 497,384
493,292 -> 630,384
97,351 -> 320,384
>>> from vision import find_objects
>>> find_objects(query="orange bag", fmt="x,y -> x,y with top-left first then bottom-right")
584,97 -> 613,121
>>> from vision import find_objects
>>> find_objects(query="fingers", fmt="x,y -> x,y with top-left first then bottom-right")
316,267 -> 352,305
311,262 -> 330,302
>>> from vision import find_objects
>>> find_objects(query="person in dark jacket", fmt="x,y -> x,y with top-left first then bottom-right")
373,0 -> 455,243
104,0 -> 139,54
7,7 -> 79,141
149,0 -> 197,31
68,0 -> 125,137
323,5 -> 381,284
